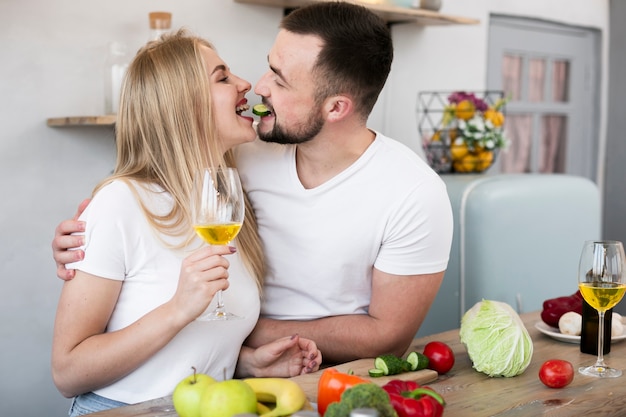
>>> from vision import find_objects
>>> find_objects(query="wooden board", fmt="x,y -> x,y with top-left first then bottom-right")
290,358 -> 438,402
46,115 -> 116,127
233,0 -> 480,26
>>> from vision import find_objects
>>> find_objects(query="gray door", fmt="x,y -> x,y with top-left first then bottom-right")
486,15 -> 601,182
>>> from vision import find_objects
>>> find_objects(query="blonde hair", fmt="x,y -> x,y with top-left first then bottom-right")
92,29 -> 265,288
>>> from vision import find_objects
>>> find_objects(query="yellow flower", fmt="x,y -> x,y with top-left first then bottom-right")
484,108 -> 505,127
455,100 -> 475,121
450,140 -> 469,161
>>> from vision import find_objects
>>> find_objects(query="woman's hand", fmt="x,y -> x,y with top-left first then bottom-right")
235,334 -> 322,378
169,245 -> 235,323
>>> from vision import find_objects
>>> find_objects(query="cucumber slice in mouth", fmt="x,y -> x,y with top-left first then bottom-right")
252,104 -> 271,116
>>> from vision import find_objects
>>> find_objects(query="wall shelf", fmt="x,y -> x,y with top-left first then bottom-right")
48,1 -> 477,128
47,115 -> 116,127
234,0 -> 479,25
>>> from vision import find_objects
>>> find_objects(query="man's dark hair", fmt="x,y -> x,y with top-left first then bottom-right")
281,2 -> 393,120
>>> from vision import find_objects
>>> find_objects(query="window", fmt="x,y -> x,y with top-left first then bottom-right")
487,16 -> 600,181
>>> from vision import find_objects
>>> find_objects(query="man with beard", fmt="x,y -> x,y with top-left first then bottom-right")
52,2 -> 453,364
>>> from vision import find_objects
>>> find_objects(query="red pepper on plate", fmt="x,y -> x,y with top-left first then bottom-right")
382,380 -> 445,417
317,368 -> 369,416
540,290 -> 583,328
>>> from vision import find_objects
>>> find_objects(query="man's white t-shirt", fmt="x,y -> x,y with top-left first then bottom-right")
67,180 -> 260,404
235,132 -> 453,320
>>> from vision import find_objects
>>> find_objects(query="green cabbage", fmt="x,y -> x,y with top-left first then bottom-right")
459,299 -> 533,377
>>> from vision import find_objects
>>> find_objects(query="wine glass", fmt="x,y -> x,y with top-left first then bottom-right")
191,167 -> 244,321
578,240 -> 626,377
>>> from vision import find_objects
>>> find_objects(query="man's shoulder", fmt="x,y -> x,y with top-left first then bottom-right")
373,132 -> 441,180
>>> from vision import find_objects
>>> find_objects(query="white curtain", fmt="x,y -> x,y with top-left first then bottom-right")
500,55 -> 569,173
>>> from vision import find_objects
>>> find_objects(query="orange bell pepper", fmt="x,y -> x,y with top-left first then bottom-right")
317,368 -> 369,416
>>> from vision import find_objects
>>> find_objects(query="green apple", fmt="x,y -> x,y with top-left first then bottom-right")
199,379 -> 257,417
172,368 -> 216,417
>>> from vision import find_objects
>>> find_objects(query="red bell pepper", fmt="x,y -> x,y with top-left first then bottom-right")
541,290 -> 583,327
382,380 -> 445,417
317,368 -> 369,416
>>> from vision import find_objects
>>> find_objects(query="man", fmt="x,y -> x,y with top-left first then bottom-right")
52,2 -> 453,364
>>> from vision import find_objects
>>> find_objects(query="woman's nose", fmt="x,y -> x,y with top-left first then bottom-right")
238,77 -> 251,93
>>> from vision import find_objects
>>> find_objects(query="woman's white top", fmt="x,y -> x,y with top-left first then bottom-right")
67,180 -> 260,404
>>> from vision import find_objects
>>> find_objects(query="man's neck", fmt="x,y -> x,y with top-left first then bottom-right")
295,127 -> 376,189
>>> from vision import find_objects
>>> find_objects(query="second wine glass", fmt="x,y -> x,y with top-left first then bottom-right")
578,240 -> 626,377
191,167 -> 244,321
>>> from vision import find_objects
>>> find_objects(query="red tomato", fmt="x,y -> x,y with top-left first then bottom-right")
423,341 -> 455,374
539,359 -> 574,388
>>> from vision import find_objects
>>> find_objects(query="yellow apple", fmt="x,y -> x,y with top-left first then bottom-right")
199,379 -> 257,417
172,368 -> 216,417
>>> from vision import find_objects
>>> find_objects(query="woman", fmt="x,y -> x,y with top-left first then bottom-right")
51,30 -> 321,416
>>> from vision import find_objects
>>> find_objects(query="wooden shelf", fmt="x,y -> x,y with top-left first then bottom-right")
47,115 -> 116,127
234,0 -> 479,25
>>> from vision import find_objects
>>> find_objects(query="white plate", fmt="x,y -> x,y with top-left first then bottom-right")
534,321 -> 626,344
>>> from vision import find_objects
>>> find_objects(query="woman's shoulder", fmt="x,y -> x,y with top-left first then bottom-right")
88,179 -> 145,216
93,179 -> 137,202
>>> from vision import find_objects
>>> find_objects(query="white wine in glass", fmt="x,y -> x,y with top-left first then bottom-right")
578,240 -> 626,377
191,167 -> 244,321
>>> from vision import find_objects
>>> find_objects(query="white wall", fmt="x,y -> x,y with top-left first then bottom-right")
0,1 -> 280,416
0,0 -> 608,416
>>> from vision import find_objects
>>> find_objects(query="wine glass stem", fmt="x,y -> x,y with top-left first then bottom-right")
215,290 -> 225,310
595,310 -> 607,368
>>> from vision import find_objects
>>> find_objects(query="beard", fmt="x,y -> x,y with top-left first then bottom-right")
258,108 -> 324,145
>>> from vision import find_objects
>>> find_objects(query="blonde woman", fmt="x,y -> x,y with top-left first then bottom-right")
51,30 -> 321,416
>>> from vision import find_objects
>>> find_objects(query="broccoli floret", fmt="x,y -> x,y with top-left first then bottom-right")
323,401 -> 351,417
324,383 -> 398,417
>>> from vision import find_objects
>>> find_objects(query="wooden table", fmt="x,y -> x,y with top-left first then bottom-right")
90,311 -> 626,416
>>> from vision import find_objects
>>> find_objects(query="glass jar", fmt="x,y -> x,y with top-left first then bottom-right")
103,41 -> 128,115
149,11 -> 172,41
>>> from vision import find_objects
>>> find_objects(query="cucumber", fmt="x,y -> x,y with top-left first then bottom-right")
374,354 -> 411,376
406,351 -> 429,371
252,104 -> 271,116
368,368 -> 384,378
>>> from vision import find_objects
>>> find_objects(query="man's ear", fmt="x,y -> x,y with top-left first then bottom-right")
323,94 -> 353,123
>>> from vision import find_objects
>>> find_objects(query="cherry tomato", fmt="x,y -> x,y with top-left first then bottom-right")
539,359 -> 574,388
423,341 -> 455,374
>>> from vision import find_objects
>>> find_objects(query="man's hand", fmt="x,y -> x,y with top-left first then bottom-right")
52,199 -> 90,281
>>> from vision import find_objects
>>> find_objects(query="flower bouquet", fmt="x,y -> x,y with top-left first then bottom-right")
418,91 -> 508,173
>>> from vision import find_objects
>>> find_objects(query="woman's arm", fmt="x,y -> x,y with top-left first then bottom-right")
51,245 -> 233,398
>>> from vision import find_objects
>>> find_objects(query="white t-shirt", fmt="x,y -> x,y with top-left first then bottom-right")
67,180 -> 260,404
235,132 -> 453,320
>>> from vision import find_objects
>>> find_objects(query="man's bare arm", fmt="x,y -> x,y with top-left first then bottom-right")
245,268 -> 444,364
52,199 -> 90,280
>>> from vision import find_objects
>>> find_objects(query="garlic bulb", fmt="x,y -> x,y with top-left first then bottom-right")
559,311 -> 582,335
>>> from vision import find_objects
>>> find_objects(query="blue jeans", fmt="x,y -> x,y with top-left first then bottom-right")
69,392 -> 128,416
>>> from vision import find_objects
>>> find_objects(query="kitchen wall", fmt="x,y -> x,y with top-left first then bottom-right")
0,1 -> 608,416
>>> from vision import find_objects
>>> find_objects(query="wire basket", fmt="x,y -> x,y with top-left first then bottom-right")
417,91 -> 506,174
